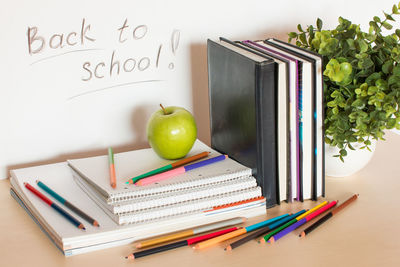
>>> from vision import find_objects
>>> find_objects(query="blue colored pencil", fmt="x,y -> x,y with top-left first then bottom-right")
24,182 -> 85,230
225,210 -> 306,250
36,180 -> 99,227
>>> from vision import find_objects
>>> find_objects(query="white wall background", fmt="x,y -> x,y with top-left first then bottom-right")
1,0 -> 397,179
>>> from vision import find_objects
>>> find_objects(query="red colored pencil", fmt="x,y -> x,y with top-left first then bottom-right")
24,182 -> 85,230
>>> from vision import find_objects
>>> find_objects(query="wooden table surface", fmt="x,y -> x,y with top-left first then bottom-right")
1,131 -> 400,267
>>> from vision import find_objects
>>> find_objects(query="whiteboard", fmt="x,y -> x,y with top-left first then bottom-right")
0,0 -> 392,179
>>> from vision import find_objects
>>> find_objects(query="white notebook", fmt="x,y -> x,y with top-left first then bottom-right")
9,161 -> 266,256
73,169 -> 262,224
73,171 -> 258,214
67,140 -> 253,204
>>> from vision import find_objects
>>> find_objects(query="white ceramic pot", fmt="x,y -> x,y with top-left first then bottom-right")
325,139 -> 377,177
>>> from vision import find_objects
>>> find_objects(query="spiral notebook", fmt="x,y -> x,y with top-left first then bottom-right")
73,173 -> 259,214
72,169 -> 262,224
67,140 -> 253,204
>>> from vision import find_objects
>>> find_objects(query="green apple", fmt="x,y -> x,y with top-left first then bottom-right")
146,105 -> 197,159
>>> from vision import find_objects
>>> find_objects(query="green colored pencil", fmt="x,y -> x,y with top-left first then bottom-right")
260,218 -> 299,243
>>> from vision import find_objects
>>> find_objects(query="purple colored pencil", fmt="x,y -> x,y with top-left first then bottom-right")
136,154 -> 228,186
269,218 -> 307,242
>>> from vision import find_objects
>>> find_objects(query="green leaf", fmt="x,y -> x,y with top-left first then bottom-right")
352,99 -> 365,109
384,12 -> 395,21
346,39 -> 355,50
358,58 -> 374,69
327,100 -> 337,107
382,60 -> 393,74
317,18 -> 323,31
299,32 -> 307,45
365,72 -> 381,85
383,21 -> 393,30
339,149 -> 347,156
375,79 -> 388,90
356,39 -> 369,53
373,16 -> 381,23
393,4 -> 399,14
396,29 -> 400,38
367,86 -> 378,95
297,24 -> 304,32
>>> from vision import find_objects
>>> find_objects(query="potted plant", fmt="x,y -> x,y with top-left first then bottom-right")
288,3 -> 400,174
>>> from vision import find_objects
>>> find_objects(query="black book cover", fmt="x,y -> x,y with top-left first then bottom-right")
207,38 -> 278,208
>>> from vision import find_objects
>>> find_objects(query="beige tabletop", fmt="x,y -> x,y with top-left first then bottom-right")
1,131 -> 400,267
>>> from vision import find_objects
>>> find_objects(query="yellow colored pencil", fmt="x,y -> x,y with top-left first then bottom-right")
296,201 -> 328,220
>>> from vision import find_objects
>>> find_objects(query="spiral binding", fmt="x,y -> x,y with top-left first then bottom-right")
118,186 -> 262,224
113,176 -> 257,214
108,169 -> 252,204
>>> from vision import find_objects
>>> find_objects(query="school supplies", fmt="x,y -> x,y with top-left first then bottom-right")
225,209 -> 307,251
135,154 -> 228,186
24,182 -> 85,230
136,217 -> 245,249
268,200 -> 337,243
193,213 -> 291,250
260,208 -> 313,243
108,148 -> 116,189
126,227 -> 239,260
10,140 -> 266,256
126,151 -> 210,184
300,194 -> 358,237
36,180 -> 99,227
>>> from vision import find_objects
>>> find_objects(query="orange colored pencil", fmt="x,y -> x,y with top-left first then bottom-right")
193,228 -> 247,250
108,147 -> 116,189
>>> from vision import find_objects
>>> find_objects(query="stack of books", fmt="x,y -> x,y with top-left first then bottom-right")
207,38 -> 325,208
9,140 -> 266,256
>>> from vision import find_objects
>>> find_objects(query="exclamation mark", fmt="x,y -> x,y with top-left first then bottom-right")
156,44 -> 162,68
169,29 -> 180,70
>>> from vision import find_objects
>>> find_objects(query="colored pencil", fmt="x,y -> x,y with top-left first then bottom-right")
135,154 -> 228,186
108,147 -> 116,189
24,182 -> 85,230
135,217 -> 246,249
36,180 -> 99,227
193,213 -> 292,250
225,201 -> 328,250
126,151 -> 210,184
268,200 -> 337,243
260,205 -> 326,244
126,227 -> 238,260
300,194 -> 358,237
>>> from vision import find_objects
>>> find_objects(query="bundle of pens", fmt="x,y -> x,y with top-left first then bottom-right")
126,194 -> 358,260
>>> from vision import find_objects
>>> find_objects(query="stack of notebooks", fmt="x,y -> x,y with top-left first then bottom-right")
10,140 -> 266,256
207,38 -> 325,208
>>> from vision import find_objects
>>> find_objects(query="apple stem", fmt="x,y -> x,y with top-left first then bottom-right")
160,104 -> 167,115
